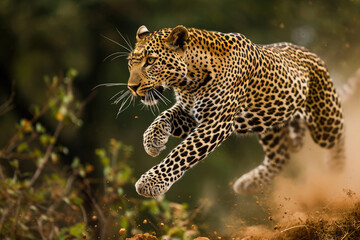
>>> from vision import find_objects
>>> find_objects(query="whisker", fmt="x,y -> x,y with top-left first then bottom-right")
150,105 -> 155,115
153,88 -> 170,105
150,92 -> 159,115
140,103 -> 146,111
116,94 -> 132,117
121,95 -> 134,113
102,35 -> 132,53
146,93 -> 155,116
104,51 -> 130,62
111,54 -> 130,61
113,90 -> 131,105
152,92 -> 160,113
116,28 -> 133,51
110,90 -> 124,101
92,83 -> 128,90
152,89 -> 165,105
126,35 -> 133,51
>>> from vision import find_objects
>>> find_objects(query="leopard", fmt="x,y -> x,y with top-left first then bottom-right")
123,25 -> 346,198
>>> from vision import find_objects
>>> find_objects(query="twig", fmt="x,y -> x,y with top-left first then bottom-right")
341,232 -> 349,240
187,198 -> 209,223
46,171 -> 77,216
0,101 -> 53,160
76,90 -> 96,119
87,183 -> 107,240
0,81 -> 15,116
0,165 -> 6,182
91,194 -> 106,227
11,196 -> 22,235
341,224 -> 360,240
28,120 -> 64,187
280,224 -> 307,233
0,204 -> 13,231
37,218 -> 47,240
48,222 -> 55,240
79,204 -> 88,224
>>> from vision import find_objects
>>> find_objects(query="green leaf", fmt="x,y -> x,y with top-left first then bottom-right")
35,123 -> 46,133
116,166 -> 132,184
17,142 -> 29,153
67,68 -> 78,78
9,160 -> 19,169
71,157 -> 80,169
71,196 -> 84,206
40,134 -> 50,145
69,222 -> 85,237
117,187 -> 124,196
119,216 -> 129,230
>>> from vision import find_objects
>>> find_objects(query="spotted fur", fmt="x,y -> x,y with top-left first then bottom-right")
125,25 -> 345,197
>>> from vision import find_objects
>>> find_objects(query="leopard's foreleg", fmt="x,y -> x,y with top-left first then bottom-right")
143,103 -> 197,157
137,119 -> 233,197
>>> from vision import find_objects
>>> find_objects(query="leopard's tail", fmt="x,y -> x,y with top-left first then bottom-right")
337,68 -> 360,103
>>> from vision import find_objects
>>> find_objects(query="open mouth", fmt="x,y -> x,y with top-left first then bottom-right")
141,86 -> 165,106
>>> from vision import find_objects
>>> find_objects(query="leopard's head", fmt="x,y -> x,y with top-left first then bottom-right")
127,25 -> 189,106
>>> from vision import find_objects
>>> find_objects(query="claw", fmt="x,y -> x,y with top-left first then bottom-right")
135,175 -> 169,198
233,174 -> 263,195
144,144 -> 166,157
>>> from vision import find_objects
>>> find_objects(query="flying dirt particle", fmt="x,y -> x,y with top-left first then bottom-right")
160,222 -> 164,227
343,188 -> 356,198
273,224 -> 282,230
126,233 -> 158,240
268,216 -> 273,221
119,228 -> 126,236
91,215 -> 97,221
134,116 -> 139,119
82,233 -> 86,239
143,219 -> 148,224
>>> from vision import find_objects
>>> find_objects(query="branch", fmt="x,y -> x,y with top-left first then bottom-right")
28,120 -> 64,187
0,82 -> 15,116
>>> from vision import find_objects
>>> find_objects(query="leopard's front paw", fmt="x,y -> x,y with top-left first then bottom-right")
143,125 -> 171,157
144,143 -> 166,157
135,173 -> 170,198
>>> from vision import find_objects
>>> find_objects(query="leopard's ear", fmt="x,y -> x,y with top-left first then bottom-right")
165,25 -> 189,52
136,25 -> 151,41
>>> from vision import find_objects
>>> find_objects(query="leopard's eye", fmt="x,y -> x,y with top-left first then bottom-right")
146,57 -> 156,65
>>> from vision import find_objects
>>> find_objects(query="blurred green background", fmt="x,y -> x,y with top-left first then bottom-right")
1,0 -> 360,232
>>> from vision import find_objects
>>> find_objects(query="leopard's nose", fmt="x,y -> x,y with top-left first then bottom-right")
128,84 -> 140,96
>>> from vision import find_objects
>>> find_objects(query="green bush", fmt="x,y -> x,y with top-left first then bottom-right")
0,71 -> 200,240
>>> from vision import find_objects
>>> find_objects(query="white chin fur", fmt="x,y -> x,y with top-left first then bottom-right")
141,99 -> 158,106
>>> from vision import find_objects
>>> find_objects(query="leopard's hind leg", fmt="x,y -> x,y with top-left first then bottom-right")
233,119 -> 305,195
306,105 -> 345,172
305,70 -> 345,172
